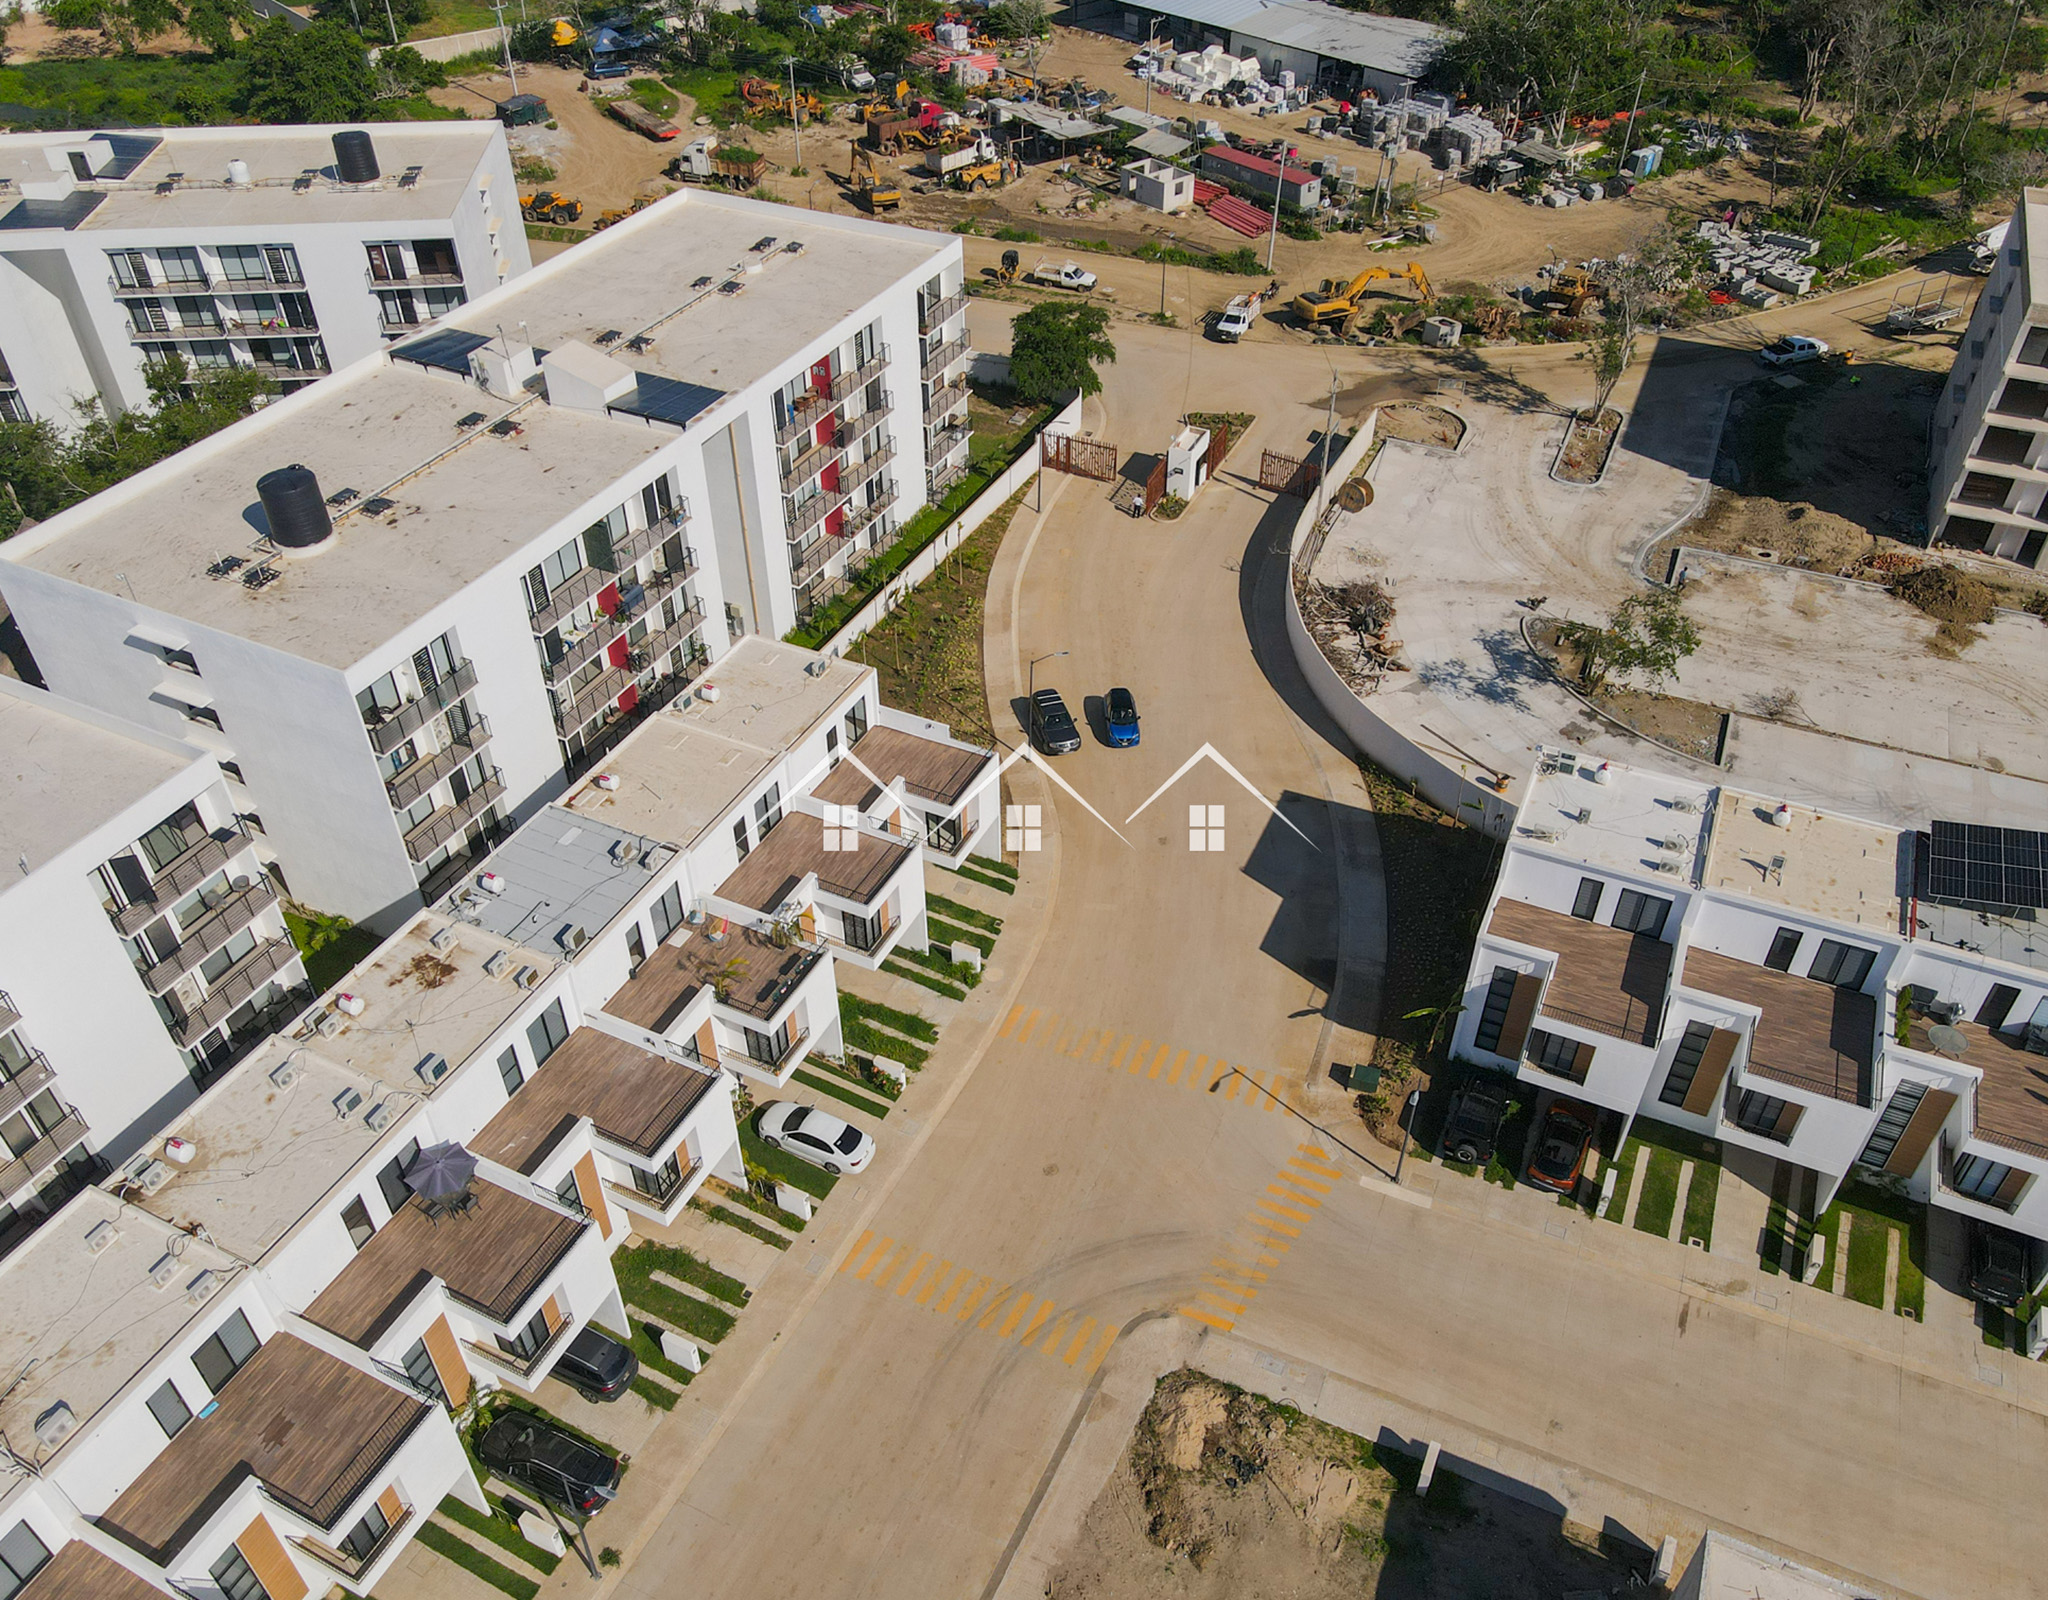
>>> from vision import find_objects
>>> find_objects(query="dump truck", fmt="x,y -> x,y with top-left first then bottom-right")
925,134 -> 997,180
1292,262 -> 1433,327
665,138 -> 766,189
607,99 -> 679,141
520,190 -> 583,224
1031,260 -> 1098,292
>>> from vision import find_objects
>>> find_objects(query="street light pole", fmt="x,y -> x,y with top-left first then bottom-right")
1027,649 -> 1068,699
1393,1088 -> 1422,1183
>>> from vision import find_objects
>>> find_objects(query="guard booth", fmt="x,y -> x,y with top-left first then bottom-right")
1164,424 -> 1212,501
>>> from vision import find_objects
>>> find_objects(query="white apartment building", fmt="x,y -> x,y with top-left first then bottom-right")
1927,184 -> 2048,568
1453,749 -> 2048,1247
0,121 -> 527,424
0,187 -> 975,933
0,679 -> 308,1252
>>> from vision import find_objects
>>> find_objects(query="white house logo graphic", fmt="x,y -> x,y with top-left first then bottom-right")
1126,744 -> 1317,853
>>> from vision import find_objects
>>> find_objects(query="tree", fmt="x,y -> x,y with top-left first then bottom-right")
865,23 -> 917,76
1556,588 -> 1701,694
242,17 -> 377,123
987,0 -> 1049,40
312,0 -> 429,43
1008,302 -> 1116,402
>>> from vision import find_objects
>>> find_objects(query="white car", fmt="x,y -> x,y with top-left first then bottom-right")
1758,335 -> 1829,367
758,1101 -> 875,1174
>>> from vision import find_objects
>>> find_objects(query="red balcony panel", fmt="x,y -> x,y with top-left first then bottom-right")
598,581 -> 621,616
619,683 -> 640,714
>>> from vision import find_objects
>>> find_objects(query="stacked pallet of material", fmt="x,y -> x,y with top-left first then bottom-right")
1204,192 -> 1272,237
1192,178 -> 1226,204
1440,114 -> 1503,164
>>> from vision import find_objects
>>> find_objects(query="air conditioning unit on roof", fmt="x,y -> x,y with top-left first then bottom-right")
85,1221 -> 119,1256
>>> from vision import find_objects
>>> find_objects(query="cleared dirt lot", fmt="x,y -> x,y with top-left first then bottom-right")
434,63 -> 688,213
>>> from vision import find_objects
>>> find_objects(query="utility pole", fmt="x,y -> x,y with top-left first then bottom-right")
1614,68 -> 1646,174
1393,1088 -> 1421,1183
1315,368 -> 1336,519
1266,145 -> 1287,272
1553,63 -> 1579,149
790,58 -> 803,171
489,0 -> 517,95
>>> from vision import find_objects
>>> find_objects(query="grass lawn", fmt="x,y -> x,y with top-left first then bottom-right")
611,1244 -> 741,1344
743,1116 -> 837,1199
1602,1136 -> 1642,1220
925,893 -> 1002,935
438,1495 -> 562,1576
703,1183 -> 810,1232
793,1066 -> 891,1118
406,0 -> 501,37
1843,1210 -> 1890,1307
929,917 -> 995,957
1681,1160 -> 1720,1249
881,958 -> 967,1000
1812,1180 -> 1926,1316
698,1202 -> 792,1250
283,906 -> 381,994
416,1521 -> 540,1600
841,1016 -> 931,1070
1631,1148 -> 1682,1240
842,992 -> 939,1041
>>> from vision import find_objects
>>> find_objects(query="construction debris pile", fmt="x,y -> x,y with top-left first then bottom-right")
1297,572 -> 1405,695
1698,220 -> 1820,306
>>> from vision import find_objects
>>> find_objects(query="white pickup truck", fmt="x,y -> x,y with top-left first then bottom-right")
1031,260 -> 1099,292
1215,290 -> 1263,341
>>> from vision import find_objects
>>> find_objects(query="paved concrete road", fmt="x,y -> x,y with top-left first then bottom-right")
613,304 -> 2042,1600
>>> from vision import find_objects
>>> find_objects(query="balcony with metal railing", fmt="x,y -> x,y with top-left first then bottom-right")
106,826 -> 256,936
791,530 -> 851,585
919,289 -> 968,333
365,659 -> 478,755
921,332 -> 970,381
364,266 -> 465,290
0,1052 -> 57,1126
0,989 -> 18,1035
168,936 -> 301,1046
775,391 -> 839,446
927,421 -> 972,463
129,321 -> 224,344
785,483 -> 850,541
554,665 -> 634,735
525,519 -> 690,634
840,484 -> 896,544
140,877 -> 281,995
925,377 -> 969,419
248,354 -> 332,379
403,770 -> 506,864
632,603 -> 708,669
829,347 -> 891,402
841,438 -> 896,495
780,435 -> 844,492
0,1106 -> 89,1200
110,272 -> 213,295
386,718 -> 492,809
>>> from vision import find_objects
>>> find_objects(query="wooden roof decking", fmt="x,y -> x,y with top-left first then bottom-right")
1907,1017 -> 2048,1161
1487,898 -> 1672,1046
810,726 -> 991,809
100,1335 -> 428,1561
21,1544 -> 170,1600
604,924 -> 820,1026
717,811 -> 912,911
1681,949 -> 1875,1106
470,1027 -> 721,1174
306,1184 -> 586,1345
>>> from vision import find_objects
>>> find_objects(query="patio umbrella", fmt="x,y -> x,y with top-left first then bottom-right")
405,1141 -> 479,1200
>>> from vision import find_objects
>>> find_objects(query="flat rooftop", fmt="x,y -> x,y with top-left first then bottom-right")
0,122 -> 500,232
1903,1015 -> 2048,1162
1682,949 -> 1876,1105
604,923 -> 821,1028
1703,791 -> 1904,930
306,1182 -> 587,1346
18,1542 -> 168,1600
470,1028 -> 722,1173
812,724 -> 993,809
442,804 -> 679,955
1489,897 -> 1670,1047
101,1333 -> 429,1562
1516,750 -> 1713,881
135,1039 -> 390,1262
3,191 -> 950,668
719,809 -> 914,912
0,681 -> 199,878
302,914 -> 559,1095
560,638 -> 867,848
0,1188 -> 242,1465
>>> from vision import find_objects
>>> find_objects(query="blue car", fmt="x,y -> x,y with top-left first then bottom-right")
1105,687 -> 1140,747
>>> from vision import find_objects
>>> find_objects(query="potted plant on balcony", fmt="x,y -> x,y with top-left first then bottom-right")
710,954 -> 750,1003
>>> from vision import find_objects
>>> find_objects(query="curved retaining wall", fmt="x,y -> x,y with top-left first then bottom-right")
1282,415 -> 1518,837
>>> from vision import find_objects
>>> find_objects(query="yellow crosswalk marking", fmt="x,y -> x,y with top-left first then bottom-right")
1039,1310 -> 1074,1353
870,1245 -> 915,1290
1167,1048 -> 1189,1084
933,1266 -> 971,1313
999,1005 -> 1025,1038
854,1236 -> 895,1280
1071,1028 -> 1095,1059
957,1278 -> 995,1321
997,1296 -> 1034,1339
1090,1032 -> 1113,1064
1109,1035 -> 1133,1069
1017,1009 -> 1044,1044
1258,1197 -> 1313,1222
1202,1275 -> 1256,1298
1145,1043 -> 1169,1079
1290,1156 -> 1344,1178
840,1230 -> 874,1273
915,1258 -> 952,1305
1277,1170 -> 1333,1195
1213,1259 -> 1268,1281
976,1286 -> 1015,1328
1198,1290 -> 1250,1315
1223,1072 -> 1243,1101
1127,1038 -> 1153,1074
1251,1215 -> 1303,1237
1178,1306 -> 1234,1330
1086,1326 -> 1118,1373
894,1252 -> 934,1297
1020,1301 -> 1055,1343
1264,1186 -> 1320,1211
1298,1143 -> 1333,1160
1062,1317 -> 1097,1365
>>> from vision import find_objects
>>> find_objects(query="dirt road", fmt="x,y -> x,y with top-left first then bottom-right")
434,63 -> 688,213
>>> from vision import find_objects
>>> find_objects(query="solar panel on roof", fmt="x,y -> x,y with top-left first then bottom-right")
391,327 -> 492,374
609,373 -> 723,429
1927,819 -> 2048,910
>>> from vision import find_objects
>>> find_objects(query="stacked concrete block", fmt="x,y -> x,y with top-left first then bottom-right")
1440,113 -> 1504,165
1696,219 -> 1819,296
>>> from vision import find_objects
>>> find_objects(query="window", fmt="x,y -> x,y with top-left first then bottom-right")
414,238 -> 460,278
1952,1151 -> 2020,1203
340,1500 -> 393,1563
377,1139 -> 422,1212
1611,889 -> 1671,938
1471,968 -> 1519,1054
366,241 -> 406,281
157,247 -> 205,285
401,1336 -> 449,1407
641,473 -> 676,525
1764,928 -> 1802,972
1658,1022 -> 1717,1108
526,999 -> 569,1066
841,908 -> 883,952
191,1309 -> 260,1395
138,803 -> 204,871
631,1149 -> 684,1201
754,782 -> 783,836
341,1196 -> 375,1250
146,1379 -> 193,1440
844,698 -> 869,745
825,725 -> 840,761
0,1525 -> 51,1600
497,1306 -> 550,1361
1977,984 -> 2022,1029
1856,1081 -> 1928,1171
1569,878 -> 1604,920
651,883 -> 684,944
210,1546 -> 269,1600
183,704 -> 224,731
733,816 -> 751,861
744,1020 -> 793,1065
625,923 -> 647,974
555,1169 -> 583,1211
1733,1090 -> 1797,1143
1808,939 -> 1875,989
925,812 -> 964,855
1523,1029 -> 1582,1077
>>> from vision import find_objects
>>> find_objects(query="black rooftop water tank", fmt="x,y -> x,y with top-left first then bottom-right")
332,129 -> 380,185
257,464 -> 333,550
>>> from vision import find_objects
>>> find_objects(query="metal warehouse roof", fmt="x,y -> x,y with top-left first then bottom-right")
1136,0 -> 1446,77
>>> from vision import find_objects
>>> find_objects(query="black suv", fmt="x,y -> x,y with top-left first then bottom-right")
477,1410 -> 624,1515
1440,1079 -> 1507,1165
1031,688 -> 1081,754
552,1326 -> 639,1402
1968,1221 -> 2032,1309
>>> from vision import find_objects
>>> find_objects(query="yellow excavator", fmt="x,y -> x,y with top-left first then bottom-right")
849,145 -> 900,212
547,15 -> 578,45
1292,262 -> 1435,328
